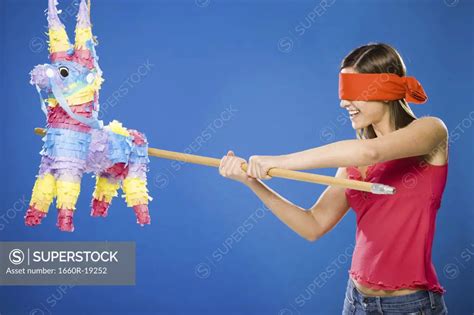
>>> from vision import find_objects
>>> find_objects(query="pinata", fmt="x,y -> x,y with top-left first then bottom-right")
25,0 -> 151,232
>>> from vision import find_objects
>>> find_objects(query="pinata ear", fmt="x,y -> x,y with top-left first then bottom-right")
74,0 -> 93,52
47,0 -> 73,61
73,0 -> 97,69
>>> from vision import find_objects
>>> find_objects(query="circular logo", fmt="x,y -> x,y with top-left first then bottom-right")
9,249 -> 25,265
443,263 -> 460,279
279,308 -> 294,315
30,308 -> 46,315
444,0 -> 459,7
195,0 -> 210,8
154,172 -> 170,189
194,262 -> 211,279
29,36 -> 46,54
319,126 -> 335,142
402,172 -> 417,189
278,37 -> 294,53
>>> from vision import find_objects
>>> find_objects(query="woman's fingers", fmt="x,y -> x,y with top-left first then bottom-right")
229,157 -> 241,176
219,151 -> 248,182
247,155 -> 271,179
248,156 -> 257,178
220,151 -> 273,181
247,156 -> 255,178
219,155 -> 229,176
256,162 -> 263,179
219,155 -> 225,172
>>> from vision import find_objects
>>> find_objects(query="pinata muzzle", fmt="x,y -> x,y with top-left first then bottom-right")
30,64 -> 54,90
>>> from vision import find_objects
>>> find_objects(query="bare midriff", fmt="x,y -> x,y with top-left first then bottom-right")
351,277 -> 424,297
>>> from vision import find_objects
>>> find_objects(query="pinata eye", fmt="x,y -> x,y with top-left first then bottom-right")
58,66 -> 69,78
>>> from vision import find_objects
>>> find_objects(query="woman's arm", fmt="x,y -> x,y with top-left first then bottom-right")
248,116 -> 448,173
246,167 -> 351,241
366,116 -> 448,164
219,151 -> 351,241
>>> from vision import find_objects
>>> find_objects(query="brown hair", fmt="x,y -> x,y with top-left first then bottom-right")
340,43 -> 417,139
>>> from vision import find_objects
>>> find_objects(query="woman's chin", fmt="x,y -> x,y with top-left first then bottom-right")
351,120 -> 369,130
351,121 -> 360,129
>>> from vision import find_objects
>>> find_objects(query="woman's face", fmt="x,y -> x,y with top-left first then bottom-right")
339,67 -> 388,130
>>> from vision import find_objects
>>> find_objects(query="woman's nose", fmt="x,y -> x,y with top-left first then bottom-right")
340,100 -> 350,108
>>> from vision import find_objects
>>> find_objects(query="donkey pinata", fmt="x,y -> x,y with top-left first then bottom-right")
25,0 -> 152,232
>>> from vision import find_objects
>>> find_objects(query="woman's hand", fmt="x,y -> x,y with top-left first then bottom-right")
219,150 -> 254,184
247,155 -> 285,180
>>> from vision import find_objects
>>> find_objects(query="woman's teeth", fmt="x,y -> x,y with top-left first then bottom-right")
349,109 -> 360,118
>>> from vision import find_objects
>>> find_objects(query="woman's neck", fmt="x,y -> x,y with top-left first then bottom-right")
371,114 -> 395,137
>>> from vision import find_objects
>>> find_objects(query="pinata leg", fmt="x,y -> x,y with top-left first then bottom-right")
122,130 -> 152,226
25,173 -> 56,226
122,175 -> 151,226
91,176 -> 120,217
55,171 -> 82,232
91,163 -> 128,217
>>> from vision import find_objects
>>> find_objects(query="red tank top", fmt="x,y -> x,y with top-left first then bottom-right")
345,155 -> 448,294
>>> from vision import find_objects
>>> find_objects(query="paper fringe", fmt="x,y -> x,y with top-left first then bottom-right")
30,173 -> 56,212
122,177 -> 151,207
48,28 -> 72,54
93,176 -> 120,204
30,121 -> 151,216
55,180 -> 81,210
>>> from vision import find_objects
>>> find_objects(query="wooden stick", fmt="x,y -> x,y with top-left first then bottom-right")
34,128 -> 396,195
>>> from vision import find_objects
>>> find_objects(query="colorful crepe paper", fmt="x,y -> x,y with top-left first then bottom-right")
25,0 -> 152,232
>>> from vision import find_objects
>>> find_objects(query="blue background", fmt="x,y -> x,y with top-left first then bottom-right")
1,0 -> 473,314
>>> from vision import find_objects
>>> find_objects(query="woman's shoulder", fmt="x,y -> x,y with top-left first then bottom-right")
409,116 -> 449,166
408,115 -> 448,135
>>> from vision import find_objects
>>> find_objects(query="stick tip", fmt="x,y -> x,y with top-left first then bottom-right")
371,184 -> 396,195
34,128 -> 46,136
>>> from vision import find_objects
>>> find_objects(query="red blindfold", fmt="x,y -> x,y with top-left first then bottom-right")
339,73 -> 428,104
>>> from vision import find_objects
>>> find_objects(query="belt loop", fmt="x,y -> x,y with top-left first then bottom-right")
375,296 -> 383,314
428,291 -> 436,309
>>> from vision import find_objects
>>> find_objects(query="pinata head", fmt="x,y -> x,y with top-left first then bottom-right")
30,0 -> 103,106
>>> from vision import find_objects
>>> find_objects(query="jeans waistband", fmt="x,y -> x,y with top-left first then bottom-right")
346,277 -> 437,313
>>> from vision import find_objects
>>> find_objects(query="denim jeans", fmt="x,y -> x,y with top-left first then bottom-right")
342,277 -> 448,314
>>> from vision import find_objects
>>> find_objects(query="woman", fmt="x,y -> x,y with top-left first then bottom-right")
219,43 -> 449,314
